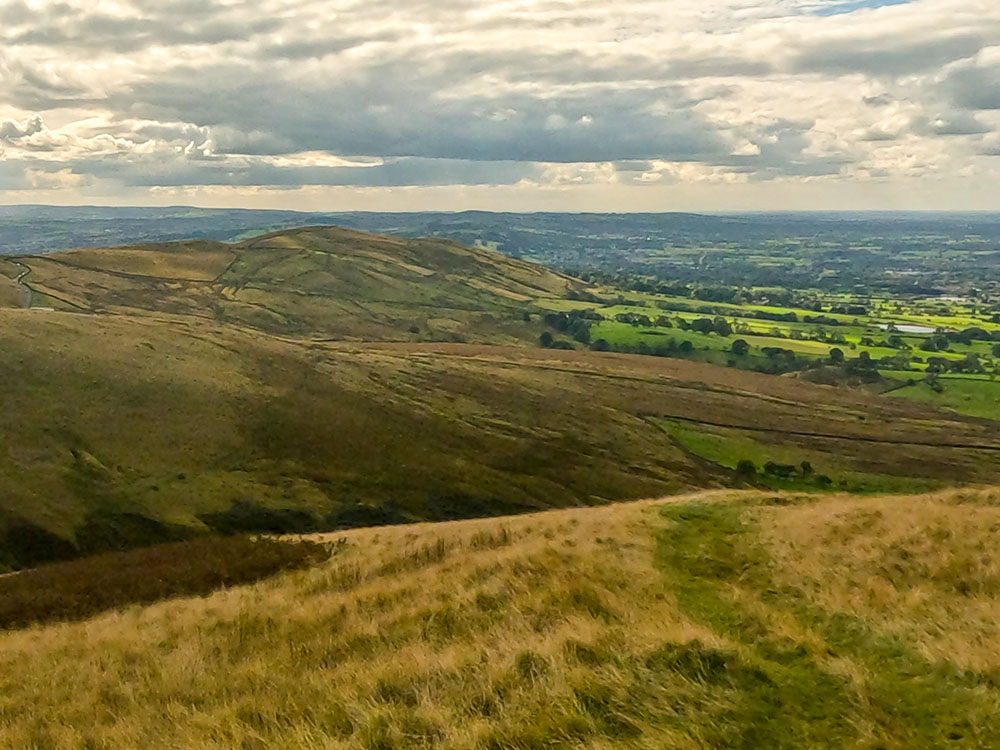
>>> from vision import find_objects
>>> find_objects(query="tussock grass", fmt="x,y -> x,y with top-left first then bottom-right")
0,497 -> 719,749
757,488 -> 1000,673
2,489 -> 1000,748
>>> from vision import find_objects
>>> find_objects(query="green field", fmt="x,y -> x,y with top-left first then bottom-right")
656,419 -> 946,495
536,283 -> 1000,415
887,376 -> 1000,421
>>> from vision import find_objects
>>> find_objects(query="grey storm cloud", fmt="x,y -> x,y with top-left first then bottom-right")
911,111 -> 990,136
790,31 -> 988,76
0,0 -> 266,53
98,157 -> 544,188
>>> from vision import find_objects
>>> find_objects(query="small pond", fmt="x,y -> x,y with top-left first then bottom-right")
876,323 -> 938,334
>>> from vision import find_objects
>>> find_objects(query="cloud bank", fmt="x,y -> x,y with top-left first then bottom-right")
1,0 -> 999,209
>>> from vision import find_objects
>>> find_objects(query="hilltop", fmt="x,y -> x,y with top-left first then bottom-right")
2,489 -> 999,748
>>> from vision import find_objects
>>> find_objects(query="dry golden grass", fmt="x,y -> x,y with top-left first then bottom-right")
3,489 -> 1000,748
54,241 -> 236,281
758,488 -> 1000,673
0,494 -> 725,749
0,276 -> 24,307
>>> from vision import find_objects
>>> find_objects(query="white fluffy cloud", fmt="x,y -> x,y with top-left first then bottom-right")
1,0 -> 999,209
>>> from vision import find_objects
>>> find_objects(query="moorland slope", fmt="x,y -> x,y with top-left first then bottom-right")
2,489 -> 999,748
2,308 -> 1000,568
1,226 -> 999,568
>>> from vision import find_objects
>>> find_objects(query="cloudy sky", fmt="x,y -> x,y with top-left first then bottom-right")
1,0 -> 999,211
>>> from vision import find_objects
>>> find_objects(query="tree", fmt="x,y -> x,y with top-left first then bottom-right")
764,461 -> 796,478
539,331 -> 554,348
829,347 -> 845,364
691,318 -> 715,334
713,317 -> 733,337
590,339 -> 610,352
992,343 -> 1000,358
569,319 -> 591,344
731,339 -> 750,356
736,460 -> 756,478
678,340 -> 694,353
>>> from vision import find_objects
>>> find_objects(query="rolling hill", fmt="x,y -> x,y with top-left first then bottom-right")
2,310 -> 1000,569
2,489 -> 999,748
0,225 -> 574,341
1,225 -> 999,568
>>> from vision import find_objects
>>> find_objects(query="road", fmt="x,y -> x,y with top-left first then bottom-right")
11,261 -> 33,308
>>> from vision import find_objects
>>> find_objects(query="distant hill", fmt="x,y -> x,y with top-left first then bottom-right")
4,489 -> 1000,747
0,225 -> 575,341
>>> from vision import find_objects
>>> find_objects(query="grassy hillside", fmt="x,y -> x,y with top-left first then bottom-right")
3,303 -> 1000,568
0,226 -> 575,342
1,224 -> 999,568
2,489 -> 999,748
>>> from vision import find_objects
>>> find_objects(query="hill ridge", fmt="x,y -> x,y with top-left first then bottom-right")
1,224 -> 576,342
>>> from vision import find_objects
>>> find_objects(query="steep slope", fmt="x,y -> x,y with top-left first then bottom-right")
2,489 -> 999,748
2,303 -> 1000,568
0,225 -> 575,341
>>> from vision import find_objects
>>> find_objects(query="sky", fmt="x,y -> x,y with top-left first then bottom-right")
1,0 -> 1000,211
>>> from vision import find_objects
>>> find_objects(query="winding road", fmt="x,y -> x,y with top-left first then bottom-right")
12,261 -> 33,308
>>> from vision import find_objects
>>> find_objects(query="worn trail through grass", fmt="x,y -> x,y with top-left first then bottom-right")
2,489 -> 1000,748
658,495 -> 1000,748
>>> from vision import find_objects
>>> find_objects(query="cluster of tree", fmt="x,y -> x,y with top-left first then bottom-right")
828,303 -> 868,316
920,327 -> 1000,352
919,334 -> 953,352
926,353 -> 986,374
678,317 -> 733,336
538,331 -> 575,350
614,312 -> 673,328
589,338 -> 694,357
802,315 -> 841,326
748,310 -> 799,323
542,309 -> 603,345
735,459 -> 833,487
756,347 -> 807,374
